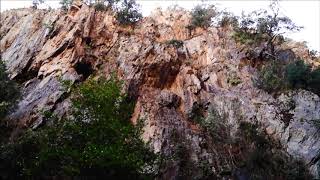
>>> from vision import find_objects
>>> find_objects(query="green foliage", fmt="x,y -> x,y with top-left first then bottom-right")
188,103 -> 205,125
253,61 -> 284,93
254,59 -> 320,96
218,12 -> 239,28
308,68 -> 320,95
284,60 -> 320,95
232,30 -> 265,46
0,77 -> 157,179
60,0 -> 73,11
285,60 -> 310,89
189,5 -> 217,29
237,122 -> 311,180
233,2 -> 301,58
94,2 -> 107,11
165,39 -> 184,48
0,60 -> 19,119
116,0 -> 142,25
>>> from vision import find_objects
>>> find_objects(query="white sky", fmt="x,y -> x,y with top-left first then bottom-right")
1,0 -> 319,51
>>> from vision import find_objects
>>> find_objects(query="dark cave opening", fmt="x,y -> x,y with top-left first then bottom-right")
74,61 -> 93,80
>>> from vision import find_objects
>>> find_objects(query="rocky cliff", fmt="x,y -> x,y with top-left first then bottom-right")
1,3 -> 319,179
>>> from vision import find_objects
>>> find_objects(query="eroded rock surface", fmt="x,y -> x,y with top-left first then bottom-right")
1,4 -> 319,178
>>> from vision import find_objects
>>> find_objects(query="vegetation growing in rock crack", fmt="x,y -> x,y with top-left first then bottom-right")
166,39 -> 184,49
188,105 -> 313,179
0,76 -> 158,179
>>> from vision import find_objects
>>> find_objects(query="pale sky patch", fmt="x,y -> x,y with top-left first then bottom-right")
1,0 -> 319,51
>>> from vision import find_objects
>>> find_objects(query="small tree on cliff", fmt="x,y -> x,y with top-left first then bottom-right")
116,0 -> 142,25
234,1 -> 302,60
189,5 -> 217,29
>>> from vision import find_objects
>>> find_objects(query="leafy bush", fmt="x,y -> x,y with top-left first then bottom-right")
308,68 -> 320,95
189,5 -> 217,29
94,2 -> 107,11
0,77 -> 157,179
166,39 -> 184,48
116,0 -> 142,25
253,61 -> 284,93
254,59 -> 320,96
285,60 -> 311,89
0,59 -> 19,119
232,30 -> 265,46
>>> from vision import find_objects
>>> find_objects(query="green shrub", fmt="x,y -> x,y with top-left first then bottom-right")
0,59 -> 19,119
94,2 -> 107,11
0,77 -> 157,179
189,5 -> 217,29
116,0 -> 142,25
198,105 -> 230,142
308,68 -> 320,95
253,61 -> 284,93
166,39 -> 184,48
232,30 -> 265,46
285,60 -> 311,89
254,59 -> 320,96
188,103 -> 205,124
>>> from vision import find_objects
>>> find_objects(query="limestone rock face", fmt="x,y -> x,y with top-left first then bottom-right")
1,4 -> 319,178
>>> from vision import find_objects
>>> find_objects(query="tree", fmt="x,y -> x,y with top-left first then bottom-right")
116,0 -> 142,25
0,77 -> 157,179
189,5 -> 217,29
0,59 -> 19,119
234,1 -> 302,60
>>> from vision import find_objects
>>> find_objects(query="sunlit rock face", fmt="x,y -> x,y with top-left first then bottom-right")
1,3 -> 319,178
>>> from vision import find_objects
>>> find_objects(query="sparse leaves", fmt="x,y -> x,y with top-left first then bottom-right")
189,5 -> 217,29
116,0 -> 142,25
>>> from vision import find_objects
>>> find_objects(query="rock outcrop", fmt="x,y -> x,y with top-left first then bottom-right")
1,3 -> 319,178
